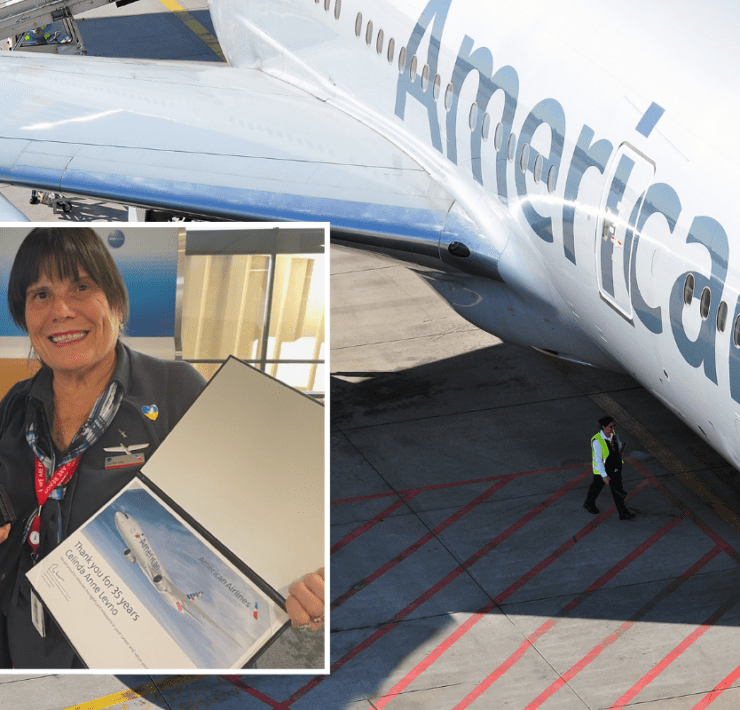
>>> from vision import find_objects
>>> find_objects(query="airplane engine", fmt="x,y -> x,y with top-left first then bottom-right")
152,574 -> 168,591
123,548 -> 136,564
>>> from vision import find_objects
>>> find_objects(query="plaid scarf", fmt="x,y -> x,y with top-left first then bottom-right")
23,380 -> 123,546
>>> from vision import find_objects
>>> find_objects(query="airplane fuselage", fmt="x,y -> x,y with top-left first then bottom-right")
114,511 -> 187,613
214,0 -> 740,466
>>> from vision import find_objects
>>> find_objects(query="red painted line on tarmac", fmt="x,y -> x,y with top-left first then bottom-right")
608,592 -> 740,709
332,491 -> 400,503
631,459 -> 740,561
291,468 -> 591,705
331,495 -> 415,555
690,664 -> 740,709
522,545 -> 725,710
446,498 -> 685,710
332,467 -> 576,578
331,477 -> 513,610
449,630 -> 548,710
373,610 -> 501,710
220,677 -> 288,709
395,467 -> 592,621
577,508 -> 689,596
494,480 -> 651,603
331,463 -> 584,504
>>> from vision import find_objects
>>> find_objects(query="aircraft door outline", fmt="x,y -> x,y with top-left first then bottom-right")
595,142 -> 656,321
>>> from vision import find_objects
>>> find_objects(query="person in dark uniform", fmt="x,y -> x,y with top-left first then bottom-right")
583,416 -> 635,520
0,228 -> 324,668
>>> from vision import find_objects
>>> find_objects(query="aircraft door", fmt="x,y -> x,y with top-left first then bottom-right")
595,143 -> 655,320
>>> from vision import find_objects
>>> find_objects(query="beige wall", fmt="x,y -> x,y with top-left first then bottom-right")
0,359 -> 40,399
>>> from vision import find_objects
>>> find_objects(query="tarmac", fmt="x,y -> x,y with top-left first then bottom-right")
323,246 -> 740,710
3,2 -> 740,708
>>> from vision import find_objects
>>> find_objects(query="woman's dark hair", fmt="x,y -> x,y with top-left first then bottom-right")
598,416 -> 615,429
7,227 -> 130,333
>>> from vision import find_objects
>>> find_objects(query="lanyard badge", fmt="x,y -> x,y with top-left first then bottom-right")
28,456 -> 81,556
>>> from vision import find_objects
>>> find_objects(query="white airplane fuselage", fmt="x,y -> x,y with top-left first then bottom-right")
114,512 -> 188,613
211,0 -> 740,467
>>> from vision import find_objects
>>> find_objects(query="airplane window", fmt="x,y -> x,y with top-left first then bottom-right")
444,83 -> 454,112
387,38 -> 395,63
376,29 -> 384,54
365,20 -> 373,46
481,113 -> 491,141
717,300 -> 728,332
534,154 -> 544,183
683,273 -> 695,306
547,165 -> 557,193
398,46 -> 407,73
432,74 -> 441,101
421,64 -> 430,92
469,103 -> 478,131
507,133 -> 516,161
700,287 -> 711,320
334,0 -> 341,19
734,315 -> 740,348
410,54 -> 418,82
355,13 -> 362,37
520,143 -> 530,173
494,122 -> 503,151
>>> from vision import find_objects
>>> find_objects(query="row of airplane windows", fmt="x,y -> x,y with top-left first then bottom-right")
315,0 -> 341,20
351,11 -> 557,193
682,273 -> 740,347
314,5 -> 740,351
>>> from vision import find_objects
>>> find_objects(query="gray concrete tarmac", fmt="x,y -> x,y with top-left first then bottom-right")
322,246 -> 740,710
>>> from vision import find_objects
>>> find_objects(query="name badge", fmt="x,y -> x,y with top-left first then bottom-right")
105,453 -> 145,470
31,588 -> 45,638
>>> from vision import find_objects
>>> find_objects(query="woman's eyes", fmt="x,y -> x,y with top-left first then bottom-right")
27,282 -> 94,302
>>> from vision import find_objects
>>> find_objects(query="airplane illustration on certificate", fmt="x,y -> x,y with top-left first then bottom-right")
113,511 -> 239,646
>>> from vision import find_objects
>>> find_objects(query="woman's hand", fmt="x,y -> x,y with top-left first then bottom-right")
285,568 -> 324,631
0,523 -> 10,544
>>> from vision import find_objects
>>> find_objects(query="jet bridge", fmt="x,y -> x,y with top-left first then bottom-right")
0,0 -> 139,54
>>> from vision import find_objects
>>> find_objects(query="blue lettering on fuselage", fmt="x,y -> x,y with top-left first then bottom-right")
630,183 -> 681,334
395,0 -> 452,153
396,0 -> 737,403
668,217 -> 729,385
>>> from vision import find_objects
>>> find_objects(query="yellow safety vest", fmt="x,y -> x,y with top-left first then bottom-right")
591,433 -> 612,476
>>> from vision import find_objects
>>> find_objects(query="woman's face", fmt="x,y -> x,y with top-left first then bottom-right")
24,266 -> 120,379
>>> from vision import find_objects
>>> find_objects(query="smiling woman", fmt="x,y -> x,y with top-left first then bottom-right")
0,228 -> 208,669
6,229 -> 136,453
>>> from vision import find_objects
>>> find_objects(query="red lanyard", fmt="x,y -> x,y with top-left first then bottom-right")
28,455 -> 81,556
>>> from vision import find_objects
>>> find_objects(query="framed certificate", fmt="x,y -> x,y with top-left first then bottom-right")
26,357 -> 325,671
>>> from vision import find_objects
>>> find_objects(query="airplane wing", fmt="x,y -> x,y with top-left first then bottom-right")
0,51 -> 465,241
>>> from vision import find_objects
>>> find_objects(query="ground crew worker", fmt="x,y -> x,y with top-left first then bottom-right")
583,416 -> 635,520
22,27 -> 53,45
